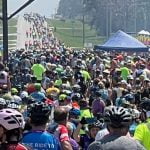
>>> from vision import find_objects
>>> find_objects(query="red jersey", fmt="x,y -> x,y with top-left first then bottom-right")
6,143 -> 29,150
55,124 -> 70,142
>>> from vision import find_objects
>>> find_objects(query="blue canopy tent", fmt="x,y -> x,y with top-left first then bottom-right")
94,30 -> 149,52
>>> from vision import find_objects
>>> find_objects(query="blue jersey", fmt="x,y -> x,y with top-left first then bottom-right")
22,131 -> 61,150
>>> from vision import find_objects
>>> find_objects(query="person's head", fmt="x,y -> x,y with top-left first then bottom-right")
0,98 -> 7,110
95,90 -> 101,99
72,93 -> 81,102
7,101 -> 20,111
140,98 -> 150,121
69,108 -> 80,120
36,59 -> 41,64
28,102 -> 51,126
121,80 -> 127,89
88,119 -> 104,139
104,106 -> 132,136
11,88 -> 18,95
0,108 -> 24,142
34,83 -> 41,91
103,70 -> 110,77
93,78 -> 100,86
135,78 -> 141,85
79,99 -> 89,109
31,76 -> 37,83
140,64 -> 146,70
143,79 -> 150,87
0,63 -> 5,71
72,84 -> 81,93
116,68 -> 121,76
54,107 -> 69,125
59,94 -> 67,106
98,82 -> 104,89
127,75 -> 133,84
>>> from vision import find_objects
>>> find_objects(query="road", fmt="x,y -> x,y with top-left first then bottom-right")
16,16 -> 30,49
16,16 -> 48,50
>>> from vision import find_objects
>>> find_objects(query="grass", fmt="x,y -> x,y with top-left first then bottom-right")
0,18 -> 17,48
48,19 -> 105,48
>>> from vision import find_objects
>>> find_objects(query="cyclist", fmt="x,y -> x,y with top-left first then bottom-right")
73,117 -> 103,150
88,106 -> 145,150
22,102 -> 61,150
53,107 -> 73,150
134,98 -> 150,150
0,108 -> 28,150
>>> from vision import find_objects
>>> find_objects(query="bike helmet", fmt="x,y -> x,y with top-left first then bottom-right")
104,106 -> 132,128
140,97 -> 150,112
72,93 -> 81,101
0,98 -> 7,109
95,90 -> 102,97
69,108 -> 81,116
7,101 -> 20,110
28,102 -> 51,125
124,94 -> 134,102
88,119 -> 105,130
0,108 -> 25,130
72,84 -> 81,92
62,90 -> 72,96
11,88 -> 18,94
26,97 -> 36,105
34,83 -> 41,91
20,91 -> 28,99
59,94 -> 67,101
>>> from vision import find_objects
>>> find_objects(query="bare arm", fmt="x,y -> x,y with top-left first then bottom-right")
73,123 -> 82,143
61,141 -> 73,150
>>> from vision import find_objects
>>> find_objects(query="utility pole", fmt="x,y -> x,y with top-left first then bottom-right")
1,0 -> 35,64
106,5 -> 109,39
2,0 -> 8,64
134,0 -> 137,33
83,14 -> 85,47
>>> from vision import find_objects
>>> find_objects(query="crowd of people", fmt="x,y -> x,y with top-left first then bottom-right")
0,13 -> 150,150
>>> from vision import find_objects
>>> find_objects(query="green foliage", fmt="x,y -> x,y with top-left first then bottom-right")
48,19 -> 105,47
58,0 -> 150,36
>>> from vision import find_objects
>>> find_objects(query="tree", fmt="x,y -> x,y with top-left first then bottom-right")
58,0 -> 150,36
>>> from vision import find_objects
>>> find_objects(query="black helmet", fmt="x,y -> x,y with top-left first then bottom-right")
72,93 -> 81,101
124,94 -> 134,102
72,84 -> 81,92
104,106 -> 132,128
95,90 -> 101,97
27,97 -> 36,105
28,102 -> 51,125
88,119 -> 105,130
140,98 -> 150,112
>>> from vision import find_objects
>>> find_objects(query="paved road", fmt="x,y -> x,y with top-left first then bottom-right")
16,16 -> 29,49
16,16 -> 48,50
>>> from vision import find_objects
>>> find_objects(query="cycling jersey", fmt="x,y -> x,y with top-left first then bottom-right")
88,135 -> 145,150
80,135 -> 94,150
134,119 -> 150,150
22,131 -> 61,150
54,125 -> 70,142
1,142 -> 30,150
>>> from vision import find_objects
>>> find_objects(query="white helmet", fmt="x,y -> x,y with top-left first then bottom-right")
0,108 -> 25,130
20,91 -> 28,99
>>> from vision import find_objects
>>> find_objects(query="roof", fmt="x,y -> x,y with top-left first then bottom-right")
94,30 -> 149,52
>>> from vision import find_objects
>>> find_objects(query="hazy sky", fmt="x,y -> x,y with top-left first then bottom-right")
8,0 -> 60,17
